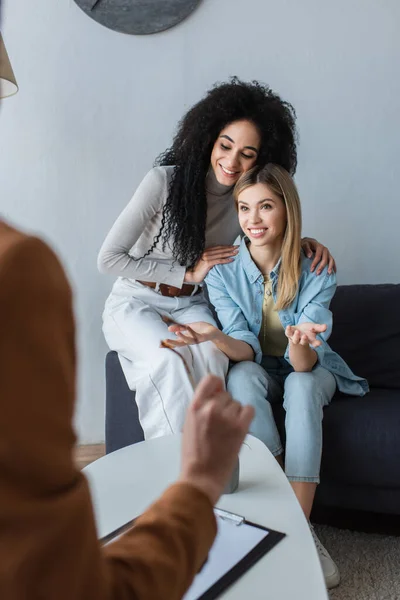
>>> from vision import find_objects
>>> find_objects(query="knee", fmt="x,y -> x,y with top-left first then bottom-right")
227,361 -> 265,388
284,371 -> 321,410
152,345 -> 192,371
285,371 -> 316,392
227,361 -> 272,406
201,340 -> 229,365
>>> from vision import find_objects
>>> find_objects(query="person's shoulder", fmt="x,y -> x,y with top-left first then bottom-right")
138,165 -> 174,194
219,237 -> 247,275
0,220 -> 27,252
0,221 -> 51,264
299,251 -> 336,291
0,222 -> 70,295
207,248 -> 242,286
217,256 -> 241,275
148,165 -> 175,182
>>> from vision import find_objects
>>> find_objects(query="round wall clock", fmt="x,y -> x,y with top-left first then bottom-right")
73,0 -> 202,35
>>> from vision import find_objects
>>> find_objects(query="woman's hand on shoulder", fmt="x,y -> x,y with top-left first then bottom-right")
301,238 -> 336,276
184,245 -> 239,284
285,322 -> 327,348
164,321 -> 218,348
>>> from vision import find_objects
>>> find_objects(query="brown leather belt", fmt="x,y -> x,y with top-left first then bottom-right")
137,280 -> 201,297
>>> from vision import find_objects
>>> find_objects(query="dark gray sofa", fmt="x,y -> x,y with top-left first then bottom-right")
105,284 -> 400,515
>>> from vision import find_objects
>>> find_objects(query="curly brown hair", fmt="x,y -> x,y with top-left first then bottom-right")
148,77 -> 298,267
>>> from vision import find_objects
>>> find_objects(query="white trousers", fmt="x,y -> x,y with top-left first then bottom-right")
102,279 -> 229,439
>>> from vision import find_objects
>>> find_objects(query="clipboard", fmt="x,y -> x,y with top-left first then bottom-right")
101,507 -> 285,600
183,507 -> 285,600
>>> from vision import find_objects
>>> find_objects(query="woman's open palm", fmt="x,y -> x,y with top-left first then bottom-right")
285,322 -> 327,348
165,321 -> 217,348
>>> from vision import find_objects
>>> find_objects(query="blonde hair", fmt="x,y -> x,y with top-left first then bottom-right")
234,163 -> 302,310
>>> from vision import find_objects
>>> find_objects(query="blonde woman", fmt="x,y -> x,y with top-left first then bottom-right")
165,164 -> 368,589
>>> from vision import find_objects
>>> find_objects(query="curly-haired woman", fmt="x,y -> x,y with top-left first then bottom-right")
98,78 -> 335,440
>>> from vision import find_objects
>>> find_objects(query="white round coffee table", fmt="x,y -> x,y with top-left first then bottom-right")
84,434 -> 328,600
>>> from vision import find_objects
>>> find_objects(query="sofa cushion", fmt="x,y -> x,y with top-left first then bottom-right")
321,388 -> 400,488
329,284 -> 400,389
273,388 -> 400,488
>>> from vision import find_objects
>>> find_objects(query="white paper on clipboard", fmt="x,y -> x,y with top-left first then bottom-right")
183,508 -> 270,600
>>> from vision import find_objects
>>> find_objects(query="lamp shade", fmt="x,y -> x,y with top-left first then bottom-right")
0,33 -> 18,99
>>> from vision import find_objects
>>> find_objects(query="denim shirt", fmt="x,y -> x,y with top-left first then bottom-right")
206,236 -> 369,396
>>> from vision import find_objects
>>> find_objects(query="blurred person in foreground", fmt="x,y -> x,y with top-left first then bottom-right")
0,6 -> 253,595
0,208 -> 253,599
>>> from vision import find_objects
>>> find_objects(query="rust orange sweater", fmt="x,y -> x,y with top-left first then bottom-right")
0,221 -> 217,600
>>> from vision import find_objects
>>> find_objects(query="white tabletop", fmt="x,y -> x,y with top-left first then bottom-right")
84,434 -> 328,600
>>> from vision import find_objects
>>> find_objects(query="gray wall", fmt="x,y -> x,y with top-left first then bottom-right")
1,0 -> 399,442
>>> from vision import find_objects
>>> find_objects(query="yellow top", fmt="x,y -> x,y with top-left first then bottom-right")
259,276 -> 287,357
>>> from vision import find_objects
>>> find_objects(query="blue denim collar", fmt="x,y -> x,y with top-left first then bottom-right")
238,236 -> 282,284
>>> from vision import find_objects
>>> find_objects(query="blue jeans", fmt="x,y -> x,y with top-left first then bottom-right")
227,356 -> 336,483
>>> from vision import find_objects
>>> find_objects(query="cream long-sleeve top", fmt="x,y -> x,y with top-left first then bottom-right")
97,166 -> 241,289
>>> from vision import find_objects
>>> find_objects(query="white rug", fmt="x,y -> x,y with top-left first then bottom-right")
314,524 -> 400,599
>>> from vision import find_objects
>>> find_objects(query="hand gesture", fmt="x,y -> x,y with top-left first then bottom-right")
285,322 -> 327,348
165,321 -> 217,348
184,245 -> 239,284
301,237 -> 336,276
180,375 -> 254,505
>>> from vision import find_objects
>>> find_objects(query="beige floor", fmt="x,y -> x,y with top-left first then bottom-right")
315,524 -> 400,600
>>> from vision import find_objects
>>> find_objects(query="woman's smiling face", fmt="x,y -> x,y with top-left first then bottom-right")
210,120 -> 261,186
237,182 -> 287,248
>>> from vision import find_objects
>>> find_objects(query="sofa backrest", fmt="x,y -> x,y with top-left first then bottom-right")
329,284 -> 400,389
